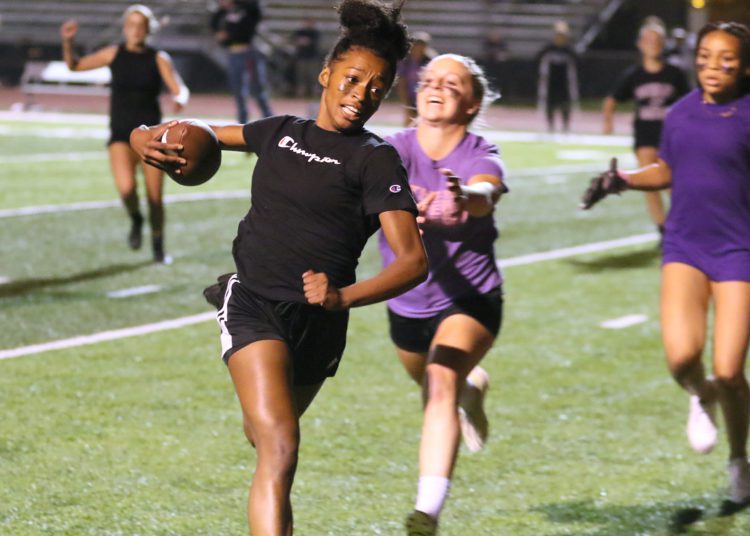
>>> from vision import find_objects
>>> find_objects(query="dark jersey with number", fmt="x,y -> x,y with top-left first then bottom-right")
610,63 -> 688,146
234,115 -> 417,302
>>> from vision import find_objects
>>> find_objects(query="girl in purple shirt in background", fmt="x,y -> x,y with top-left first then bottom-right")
581,22 -> 750,508
378,53 -> 507,534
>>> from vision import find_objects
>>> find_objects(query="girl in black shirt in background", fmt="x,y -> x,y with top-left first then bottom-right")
61,4 -> 189,263
131,1 -> 427,533
602,19 -> 688,239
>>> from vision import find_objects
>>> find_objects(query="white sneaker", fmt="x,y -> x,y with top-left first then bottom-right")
458,366 -> 489,453
686,394 -> 718,454
728,457 -> 750,504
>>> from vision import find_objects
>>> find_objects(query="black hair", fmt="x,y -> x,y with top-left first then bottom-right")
696,21 -> 750,95
326,0 -> 411,85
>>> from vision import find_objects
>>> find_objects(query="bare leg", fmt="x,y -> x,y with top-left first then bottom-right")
141,159 -> 167,261
396,348 -> 428,387
419,314 -> 494,479
109,142 -> 143,248
711,281 -> 750,461
635,146 -> 666,229
661,262 -> 714,400
228,340 -> 318,536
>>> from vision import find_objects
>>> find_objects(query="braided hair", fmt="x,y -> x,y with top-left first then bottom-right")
326,0 -> 411,86
697,21 -> 750,95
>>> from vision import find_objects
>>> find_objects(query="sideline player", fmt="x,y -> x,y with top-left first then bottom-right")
60,4 -> 189,263
602,19 -> 688,240
583,21 -> 750,508
131,1 -> 427,533
379,53 -> 506,535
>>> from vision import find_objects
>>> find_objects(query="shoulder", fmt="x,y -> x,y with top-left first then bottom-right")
384,128 -> 416,157
665,89 -> 699,121
662,64 -> 686,79
464,132 -> 500,157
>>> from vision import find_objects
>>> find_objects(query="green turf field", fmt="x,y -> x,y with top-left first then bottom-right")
1,116 -> 745,535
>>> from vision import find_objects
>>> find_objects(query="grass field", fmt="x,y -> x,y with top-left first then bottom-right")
1,113 -> 747,535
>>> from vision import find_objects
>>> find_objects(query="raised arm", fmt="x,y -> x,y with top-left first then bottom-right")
302,210 -> 428,310
60,20 -> 116,71
156,51 -> 190,113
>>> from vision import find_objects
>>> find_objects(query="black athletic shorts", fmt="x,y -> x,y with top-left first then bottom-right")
387,287 -> 503,353
217,275 -> 349,386
633,120 -> 662,149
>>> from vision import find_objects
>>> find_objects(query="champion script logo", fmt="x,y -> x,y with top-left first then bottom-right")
277,136 -> 341,165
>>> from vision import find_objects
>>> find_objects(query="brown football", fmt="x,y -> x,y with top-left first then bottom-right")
160,119 -> 221,186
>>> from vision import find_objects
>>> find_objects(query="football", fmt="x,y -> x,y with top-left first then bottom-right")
160,119 -> 221,186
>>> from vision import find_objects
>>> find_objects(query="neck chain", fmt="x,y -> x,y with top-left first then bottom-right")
702,98 -> 737,118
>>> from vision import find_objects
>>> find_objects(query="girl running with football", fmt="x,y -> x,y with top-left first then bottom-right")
582,21 -> 750,507
131,1 -> 427,534
379,53 -> 506,534
601,19 -> 688,240
60,4 -> 189,263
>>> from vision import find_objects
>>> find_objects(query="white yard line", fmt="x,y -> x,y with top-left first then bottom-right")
0,276 -> 10,284
0,190 -> 249,219
600,314 -> 649,329
0,151 -> 106,164
1,232 -> 658,361
106,285 -> 162,299
0,312 -> 216,361
497,233 -> 658,268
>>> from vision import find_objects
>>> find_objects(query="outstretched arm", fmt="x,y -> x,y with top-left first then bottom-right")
302,210 -> 428,310
445,169 -> 506,218
620,159 -> 672,191
580,158 -> 672,210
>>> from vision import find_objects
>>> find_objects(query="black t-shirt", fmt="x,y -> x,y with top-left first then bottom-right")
210,1 -> 261,47
538,44 -> 577,100
234,115 -> 417,303
610,64 -> 689,127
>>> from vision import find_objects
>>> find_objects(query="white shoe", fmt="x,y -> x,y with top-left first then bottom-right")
728,457 -> 750,504
686,394 -> 718,454
458,366 -> 489,453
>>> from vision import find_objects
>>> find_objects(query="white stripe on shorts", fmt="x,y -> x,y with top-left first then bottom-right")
217,274 -> 240,358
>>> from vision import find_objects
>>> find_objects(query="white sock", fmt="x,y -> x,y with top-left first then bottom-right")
415,475 -> 451,518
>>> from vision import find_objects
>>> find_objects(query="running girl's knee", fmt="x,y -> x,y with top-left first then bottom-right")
254,431 -> 300,478
424,366 -> 460,406
713,368 -> 749,392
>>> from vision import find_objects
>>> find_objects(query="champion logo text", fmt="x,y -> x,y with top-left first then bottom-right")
277,136 -> 341,165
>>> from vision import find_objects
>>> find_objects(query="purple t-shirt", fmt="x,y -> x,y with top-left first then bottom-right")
660,89 -> 750,257
379,129 -> 505,317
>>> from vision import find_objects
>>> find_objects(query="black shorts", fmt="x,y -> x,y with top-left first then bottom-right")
387,287 -> 503,353
633,120 -> 662,149
217,275 -> 349,386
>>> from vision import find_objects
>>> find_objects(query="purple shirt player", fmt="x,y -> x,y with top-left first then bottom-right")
660,89 -> 750,281
379,128 -> 506,317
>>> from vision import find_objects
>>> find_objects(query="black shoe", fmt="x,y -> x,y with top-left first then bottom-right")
203,273 -> 235,309
405,510 -> 438,536
152,236 -> 172,264
128,213 -> 144,250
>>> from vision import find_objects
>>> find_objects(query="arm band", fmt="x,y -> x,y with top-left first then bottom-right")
458,181 -> 500,202
174,85 -> 190,106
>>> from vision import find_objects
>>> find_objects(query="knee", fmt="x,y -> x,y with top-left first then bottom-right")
424,366 -> 460,407
665,348 -> 703,381
242,417 -> 256,448
713,367 -> 748,392
254,429 -> 300,477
